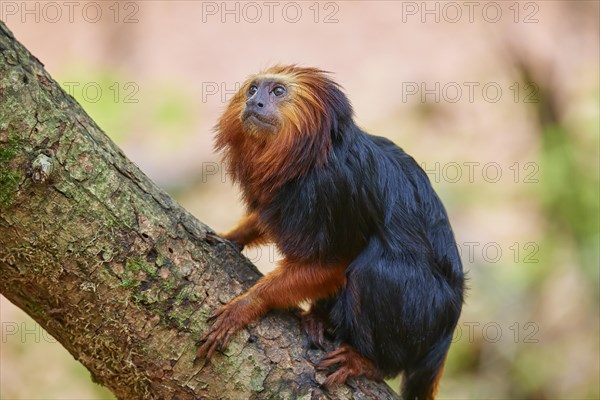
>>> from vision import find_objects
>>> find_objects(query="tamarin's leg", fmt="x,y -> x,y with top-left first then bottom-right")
318,345 -> 384,386
197,260 -> 346,360
220,212 -> 267,249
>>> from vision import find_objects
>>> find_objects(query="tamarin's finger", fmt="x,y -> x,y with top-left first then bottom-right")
318,346 -> 353,369
198,327 -> 222,356
301,318 -> 325,349
195,343 -> 209,360
207,309 -> 223,321
324,368 -> 351,387
316,322 -> 325,349
198,331 -> 222,360
200,323 -> 218,341
317,354 -> 346,369
220,330 -> 235,351
320,346 -> 348,360
205,339 -> 220,360
196,336 -> 212,358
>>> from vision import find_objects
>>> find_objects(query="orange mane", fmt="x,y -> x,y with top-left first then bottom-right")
215,65 -> 353,205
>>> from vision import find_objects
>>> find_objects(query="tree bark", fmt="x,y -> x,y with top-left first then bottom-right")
0,21 -> 398,400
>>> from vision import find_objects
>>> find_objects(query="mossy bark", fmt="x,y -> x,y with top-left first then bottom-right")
0,21 -> 398,400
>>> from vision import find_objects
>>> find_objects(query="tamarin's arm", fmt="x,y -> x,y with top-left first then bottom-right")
220,212 -> 267,250
197,260 -> 346,360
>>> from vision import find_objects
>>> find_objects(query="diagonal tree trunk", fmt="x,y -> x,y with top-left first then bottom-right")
0,21 -> 398,400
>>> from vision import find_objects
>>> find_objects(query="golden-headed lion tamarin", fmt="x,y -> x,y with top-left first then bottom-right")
197,65 -> 464,400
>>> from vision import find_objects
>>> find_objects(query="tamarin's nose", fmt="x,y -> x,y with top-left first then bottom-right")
246,98 -> 265,109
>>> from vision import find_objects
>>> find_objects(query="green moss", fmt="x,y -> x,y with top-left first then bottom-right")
122,256 -> 158,290
131,292 -> 148,304
161,276 -> 178,292
166,308 -> 193,329
120,256 -> 143,289
174,285 -> 198,304
0,138 -> 18,163
67,194 -> 132,232
126,256 -> 156,276
121,276 -> 139,289
141,262 -> 158,279
121,256 -> 157,289
0,136 -> 22,208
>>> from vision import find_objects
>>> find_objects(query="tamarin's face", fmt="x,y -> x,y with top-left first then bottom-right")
241,77 -> 289,134
218,65 -> 352,153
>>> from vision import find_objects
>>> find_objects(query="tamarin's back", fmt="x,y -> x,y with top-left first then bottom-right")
259,125 -> 462,278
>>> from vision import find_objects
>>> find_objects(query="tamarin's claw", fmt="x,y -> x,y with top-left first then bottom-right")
317,345 -> 383,387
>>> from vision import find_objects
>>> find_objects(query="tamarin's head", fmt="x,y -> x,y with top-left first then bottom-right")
215,65 -> 354,191
216,65 -> 353,141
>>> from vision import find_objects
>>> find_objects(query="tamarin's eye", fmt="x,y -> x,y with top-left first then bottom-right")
248,85 -> 258,96
271,86 -> 286,97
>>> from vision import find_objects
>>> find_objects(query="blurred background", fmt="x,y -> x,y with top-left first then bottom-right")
1,1 -> 598,398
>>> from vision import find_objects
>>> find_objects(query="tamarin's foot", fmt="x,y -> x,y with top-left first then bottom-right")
317,345 -> 384,387
300,307 -> 330,349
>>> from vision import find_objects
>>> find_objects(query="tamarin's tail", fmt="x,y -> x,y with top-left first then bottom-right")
401,338 -> 450,400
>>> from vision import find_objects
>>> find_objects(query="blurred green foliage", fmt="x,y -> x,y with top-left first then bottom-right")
56,67 -> 195,145
539,122 -> 600,281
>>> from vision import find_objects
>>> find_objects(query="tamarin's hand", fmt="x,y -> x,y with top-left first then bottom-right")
218,212 -> 266,251
197,65 -> 464,400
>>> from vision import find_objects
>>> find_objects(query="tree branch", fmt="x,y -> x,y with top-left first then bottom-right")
0,21 -> 398,400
